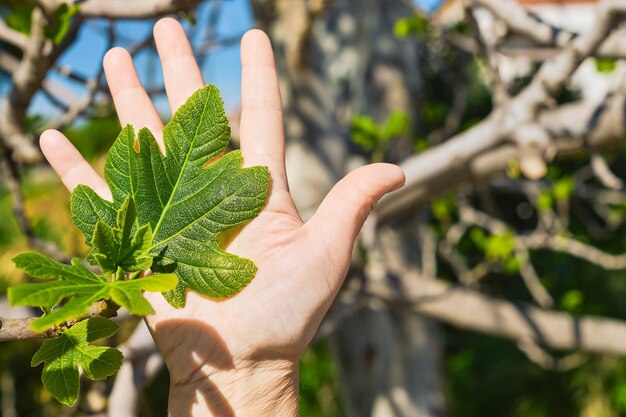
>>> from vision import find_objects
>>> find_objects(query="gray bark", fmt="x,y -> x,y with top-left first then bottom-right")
253,1 -> 445,415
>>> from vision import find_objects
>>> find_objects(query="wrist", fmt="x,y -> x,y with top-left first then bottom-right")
168,358 -> 299,417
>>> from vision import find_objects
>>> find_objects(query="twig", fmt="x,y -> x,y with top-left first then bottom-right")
0,5 -> 82,162
0,51 -> 19,74
0,318 -> 48,342
128,34 -> 155,57
521,233 -> 626,270
419,223 -> 438,278
44,20 -> 115,131
438,238 -> 474,285
75,0 -> 202,19
477,0 -> 626,59
476,0 -> 577,49
590,153 -> 623,190
517,339 -> 585,371
0,300 -> 122,343
0,19 -> 28,50
584,66 -> 626,190
195,0 -> 222,68
365,275 -> 626,356
516,246 -> 553,308
465,1 -> 508,105
457,203 -> 555,306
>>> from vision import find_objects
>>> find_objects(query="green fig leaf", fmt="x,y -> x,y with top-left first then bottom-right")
31,317 -> 122,406
9,253 -> 177,331
92,196 -> 153,275
70,85 -> 270,307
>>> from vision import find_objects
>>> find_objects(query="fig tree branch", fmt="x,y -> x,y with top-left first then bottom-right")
377,0 -> 626,219
367,275 -> 626,357
36,0 -> 202,19
476,0 -> 626,59
0,318 -> 48,342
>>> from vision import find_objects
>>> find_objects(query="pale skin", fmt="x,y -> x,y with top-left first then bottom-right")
40,18 -> 405,417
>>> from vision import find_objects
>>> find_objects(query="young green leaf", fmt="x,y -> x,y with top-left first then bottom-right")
70,85 -> 270,307
9,253 -> 177,331
32,317 -> 122,406
43,3 -> 80,45
92,196 -> 153,275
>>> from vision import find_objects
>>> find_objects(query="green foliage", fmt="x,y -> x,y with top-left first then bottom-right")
7,85 -> 269,407
351,115 -> 379,150
553,177 -> 574,202
70,85 -> 270,307
394,14 -> 429,39
484,232 -> 516,261
0,188 -> 21,248
537,190 -> 554,213
5,3 -> 33,35
62,115 -> 121,160
432,195 -> 456,222
507,159 -> 521,179
300,341 -> 344,417
4,2 -> 78,44
421,102 -> 448,127
595,58 -> 617,73
351,110 -> 410,160
43,3 -> 79,45
92,196 -> 153,275
31,317 -> 122,406
9,253 -> 177,331
470,228 -> 520,274
181,10 -> 198,25
560,289 -> 584,313
381,111 -> 411,140
413,136 -> 429,153
535,177 -> 574,214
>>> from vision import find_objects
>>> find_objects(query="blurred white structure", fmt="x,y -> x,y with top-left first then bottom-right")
436,0 -> 621,104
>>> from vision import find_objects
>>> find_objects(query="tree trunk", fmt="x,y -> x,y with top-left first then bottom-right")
253,1 -> 445,415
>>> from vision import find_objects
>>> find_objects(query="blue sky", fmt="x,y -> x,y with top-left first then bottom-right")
415,0 -> 443,12
32,0 -> 442,118
32,0 -> 254,118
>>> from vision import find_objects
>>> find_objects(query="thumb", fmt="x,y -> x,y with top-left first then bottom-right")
307,163 -> 405,260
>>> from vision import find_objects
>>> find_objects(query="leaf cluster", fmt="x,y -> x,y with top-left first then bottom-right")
5,1 -> 78,44
351,110 -> 411,161
8,85 -> 269,405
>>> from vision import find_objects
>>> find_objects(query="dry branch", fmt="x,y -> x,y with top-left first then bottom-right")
0,20 -> 28,50
0,318 -> 47,342
0,6 -> 82,162
367,276 -> 626,356
74,0 -> 201,19
521,234 -> 626,270
477,0 -> 626,59
377,0 -> 626,219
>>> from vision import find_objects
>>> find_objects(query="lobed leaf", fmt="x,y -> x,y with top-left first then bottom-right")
70,85 -> 270,307
9,253 -> 177,331
92,196 -> 153,274
31,317 -> 122,406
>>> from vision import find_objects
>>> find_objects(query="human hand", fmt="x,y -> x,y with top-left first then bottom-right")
40,18 -> 404,416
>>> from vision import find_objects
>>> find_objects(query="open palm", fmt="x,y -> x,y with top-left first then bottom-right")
40,18 -> 403,396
